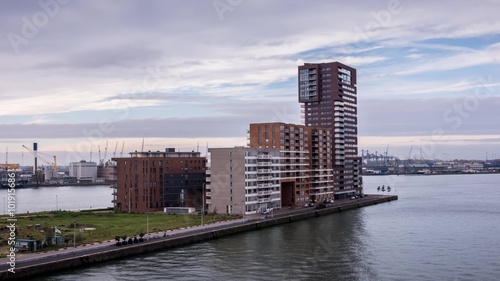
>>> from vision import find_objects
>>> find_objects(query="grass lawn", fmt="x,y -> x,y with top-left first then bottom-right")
0,211 -> 241,256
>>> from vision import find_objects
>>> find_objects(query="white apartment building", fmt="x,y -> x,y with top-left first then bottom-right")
207,147 -> 280,215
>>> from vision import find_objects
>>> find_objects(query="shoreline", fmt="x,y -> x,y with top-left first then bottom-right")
0,194 -> 397,280
1,183 -> 112,189
363,171 -> 500,176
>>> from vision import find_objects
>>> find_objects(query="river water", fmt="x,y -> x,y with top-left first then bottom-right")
2,185 -> 113,214
35,174 -> 500,280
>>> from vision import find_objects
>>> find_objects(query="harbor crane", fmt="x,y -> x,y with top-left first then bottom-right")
98,145 -> 102,166
22,145 -> 57,172
103,141 -> 108,164
120,141 -> 125,157
113,141 -> 118,158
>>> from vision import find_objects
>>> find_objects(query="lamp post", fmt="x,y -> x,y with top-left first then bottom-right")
73,221 -> 76,248
56,195 -> 58,211
128,187 -> 131,213
201,183 -> 205,226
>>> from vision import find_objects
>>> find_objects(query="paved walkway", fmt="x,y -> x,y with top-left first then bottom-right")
0,217 -> 254,266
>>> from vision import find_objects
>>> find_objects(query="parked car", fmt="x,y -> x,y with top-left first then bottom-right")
316,203 -> 327,209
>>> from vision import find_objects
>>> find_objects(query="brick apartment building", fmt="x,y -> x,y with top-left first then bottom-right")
249,122 -> 334,206
112,148 -> 206,213
298,61 -> 363,198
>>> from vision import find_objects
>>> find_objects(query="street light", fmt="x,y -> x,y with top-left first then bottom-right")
128,187 -> 131,213
73,220 -> 76,248
201,183 -> 205,226
56,195 -> 58,211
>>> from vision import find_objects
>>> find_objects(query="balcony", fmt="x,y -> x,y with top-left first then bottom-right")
258,155 -> 272,159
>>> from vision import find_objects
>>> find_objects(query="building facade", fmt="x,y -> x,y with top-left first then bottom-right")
112,148 -> 206,213
298,62 -> 363,198
249,122 -> 334,206
207,147 -> 280,215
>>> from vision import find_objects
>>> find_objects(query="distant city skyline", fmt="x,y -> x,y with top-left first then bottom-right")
1,0 -> 499,164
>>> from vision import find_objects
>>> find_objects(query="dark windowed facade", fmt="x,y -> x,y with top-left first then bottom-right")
112,149 -> 206,212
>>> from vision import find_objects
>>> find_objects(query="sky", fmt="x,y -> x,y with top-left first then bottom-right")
1,0 -> 499,165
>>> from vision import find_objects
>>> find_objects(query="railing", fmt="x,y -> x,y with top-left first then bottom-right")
258,155 -> 272,159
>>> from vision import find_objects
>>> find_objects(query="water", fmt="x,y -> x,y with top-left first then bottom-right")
39,174 -> 500,280
1,185 -> 113,213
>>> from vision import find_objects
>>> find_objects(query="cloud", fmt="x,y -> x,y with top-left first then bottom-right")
1,0 -> 500,160
40,45 -> 163,69
394,42 -> 500,75
359,96 -> 500,137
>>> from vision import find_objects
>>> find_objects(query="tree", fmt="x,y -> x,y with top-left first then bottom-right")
114,236 -> 122,246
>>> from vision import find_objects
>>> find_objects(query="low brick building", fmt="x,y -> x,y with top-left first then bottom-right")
112,148 -> 206,213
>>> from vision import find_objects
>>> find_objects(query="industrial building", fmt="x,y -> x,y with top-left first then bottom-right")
69,160 -> 98,183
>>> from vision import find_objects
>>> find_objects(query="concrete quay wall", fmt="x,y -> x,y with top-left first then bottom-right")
1,195 -> 397,280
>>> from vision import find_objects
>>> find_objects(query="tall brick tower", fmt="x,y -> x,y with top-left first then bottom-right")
298,62 -> 363,199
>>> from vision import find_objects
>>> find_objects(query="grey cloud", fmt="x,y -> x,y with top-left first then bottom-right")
0,99 -> 300,139
359,96 -> 500,136
39,45 -> 163,69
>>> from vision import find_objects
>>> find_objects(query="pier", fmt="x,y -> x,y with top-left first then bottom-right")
0,194 -> 397,280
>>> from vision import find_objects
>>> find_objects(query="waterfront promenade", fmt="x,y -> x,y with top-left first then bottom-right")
0,194 -> 397,280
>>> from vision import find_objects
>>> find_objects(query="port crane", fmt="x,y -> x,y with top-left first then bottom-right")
120,141 -> 125,157
103,141 -> 108,164
113,141 -> 118,158
22,145 -> 57,172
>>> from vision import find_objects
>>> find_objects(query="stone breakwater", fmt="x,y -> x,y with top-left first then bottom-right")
0,195 -> 397,280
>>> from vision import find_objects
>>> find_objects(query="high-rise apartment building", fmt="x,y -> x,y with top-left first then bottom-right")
112,148 -> 206,213
298,62 -> 363,199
